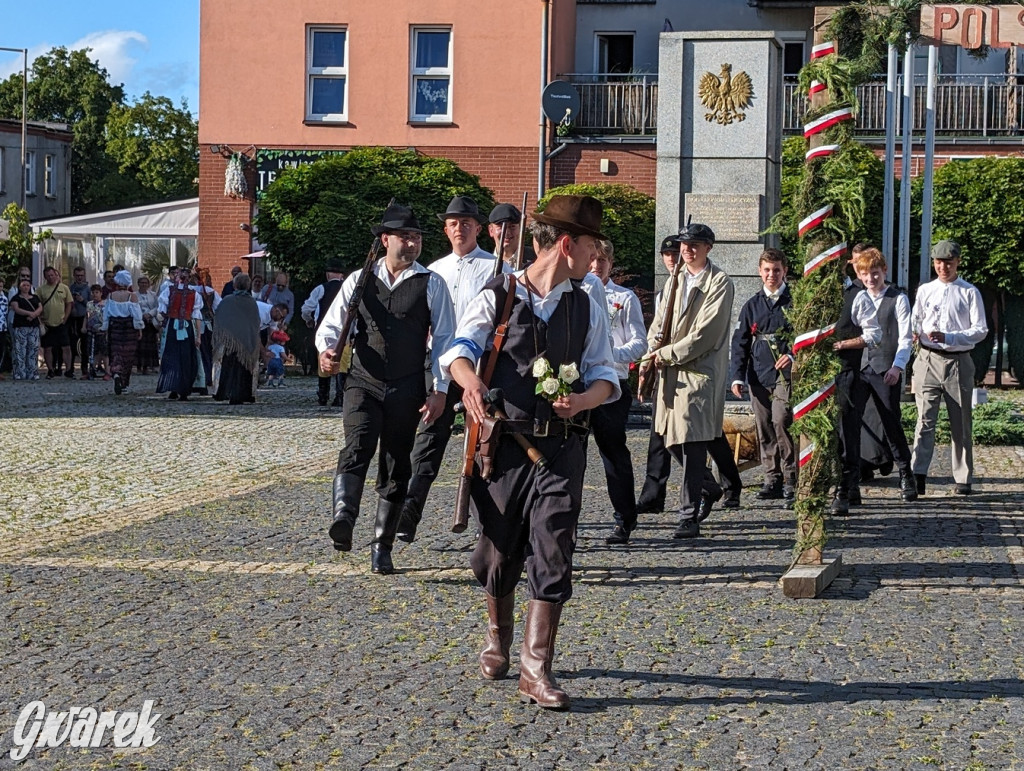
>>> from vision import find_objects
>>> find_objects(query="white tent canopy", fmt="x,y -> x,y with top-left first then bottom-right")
31,198 -> 198,284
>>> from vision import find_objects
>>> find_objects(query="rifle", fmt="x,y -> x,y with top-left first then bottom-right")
514,192 -> 528,270
452,260 -> 515,534
326,198 -> 395,368
637,252 -> 683,402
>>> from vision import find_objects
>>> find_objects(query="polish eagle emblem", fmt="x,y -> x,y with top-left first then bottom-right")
699,64 -> 753,125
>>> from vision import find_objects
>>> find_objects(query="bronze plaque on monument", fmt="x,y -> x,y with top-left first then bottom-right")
684,194 -> 763,242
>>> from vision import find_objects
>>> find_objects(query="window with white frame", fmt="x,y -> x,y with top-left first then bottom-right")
410,27 -> 452,123
306,26 -> 348,122
25,150 -> 36,196
44,154 -> 55,197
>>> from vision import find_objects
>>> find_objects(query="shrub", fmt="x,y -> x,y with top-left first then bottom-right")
900,398 -> 1024,446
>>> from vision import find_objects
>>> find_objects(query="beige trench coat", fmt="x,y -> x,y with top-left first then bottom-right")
649,261 -> 735,447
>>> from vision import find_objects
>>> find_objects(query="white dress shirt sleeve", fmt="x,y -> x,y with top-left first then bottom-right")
893,291 -> 913,370
850,290 -> 881,349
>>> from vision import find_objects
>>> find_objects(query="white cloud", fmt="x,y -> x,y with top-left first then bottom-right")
68,30 -> 149,85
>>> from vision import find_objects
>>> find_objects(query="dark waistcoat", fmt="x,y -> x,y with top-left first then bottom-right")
351,273 -> 431,387
836,280 -> 864,373
316,278 -> 343,332
862,285 -> 900,374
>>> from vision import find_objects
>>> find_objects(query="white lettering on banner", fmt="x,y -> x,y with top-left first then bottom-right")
9,700 -> 162,760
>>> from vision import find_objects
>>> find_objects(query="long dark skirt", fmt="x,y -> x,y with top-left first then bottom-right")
156,321 -> 198,396
108,317 -> 139,387
214,353 -> 255,405
136,324 -> 160,371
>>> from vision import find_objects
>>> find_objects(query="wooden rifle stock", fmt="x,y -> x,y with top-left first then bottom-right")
328,198 -> 396,366
452,226 -> 510,533
638,258 -> 683,402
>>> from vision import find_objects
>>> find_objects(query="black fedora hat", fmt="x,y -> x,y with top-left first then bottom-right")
324,258 -> 345,273
372,204 -> 423,236
436,195 -> 487,224
531,195 -> 606,241
489,203 -> 522,225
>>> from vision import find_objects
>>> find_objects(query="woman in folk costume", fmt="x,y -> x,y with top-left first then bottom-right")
212,273 -> 262,405
135,274 -> 161,374
191,267 -> 221,395
102,270 -> 145,395
156,266 -> 202,401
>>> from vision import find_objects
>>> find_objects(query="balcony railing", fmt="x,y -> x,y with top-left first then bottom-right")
562,73 -> 1024,138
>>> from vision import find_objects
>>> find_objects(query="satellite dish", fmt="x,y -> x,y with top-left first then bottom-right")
542,81 -> 581,125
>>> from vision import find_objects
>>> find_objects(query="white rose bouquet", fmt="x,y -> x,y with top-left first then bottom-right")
532,357 -> 580,402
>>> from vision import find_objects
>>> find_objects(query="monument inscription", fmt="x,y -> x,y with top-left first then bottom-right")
684,193 -> 763,242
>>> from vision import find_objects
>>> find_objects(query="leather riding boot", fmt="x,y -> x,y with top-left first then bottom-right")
396,475 -> 431,543
518,600 -> 570,710
329,472 -> 363,551
480,593 -> 515,680
370,498 -> 402,575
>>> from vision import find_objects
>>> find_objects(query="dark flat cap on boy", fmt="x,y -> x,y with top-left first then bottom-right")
931,239 -> 961,260
660,235 -> 681,253
372,204 -> 423,236
489,203 -> 523,224
531,195 -> 606,240
676,223 -> 716,245
437,195 -> 487,223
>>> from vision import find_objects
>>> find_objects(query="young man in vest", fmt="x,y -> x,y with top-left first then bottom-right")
729,248 -> 797,505
397,196 -> 507,543
316,204 -> 456,575
301,259 -> 347,406
911,239 -> 988,495
838,247 -> 917,507
442,195 -> 618,710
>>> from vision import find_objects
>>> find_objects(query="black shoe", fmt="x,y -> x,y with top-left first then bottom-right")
329,516 -> 354,552
64,369 -> 75,380
672,519 -> 700,539
46,370 -> 56,380
782,484 -> 796,501
697,488 -> 723,523
915,474 -> 926,495
605,524 -> 631,545
332,394 -> 344,407
860,468 -> 875,483
831,494 -> 850,515
317,395 -> 329,406
113,374 -> 123,395
168,392 -> 179,401
955,483 -> 973,495
848,487 -> 862,506
899,470 -> 918,502
371,543 -> 394,574
722,492 -> 741,509
756,482 -> 784,500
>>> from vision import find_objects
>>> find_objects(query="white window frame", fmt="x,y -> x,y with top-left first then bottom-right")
25,150 -> 36,196
410,26 -> 453,124
306,25 -> 348,123
44,154 -> 55,198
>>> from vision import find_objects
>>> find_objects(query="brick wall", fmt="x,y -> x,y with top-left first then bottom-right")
550,144 -> 657,196
872,144 -> 1022,178
198,153 -> 254,285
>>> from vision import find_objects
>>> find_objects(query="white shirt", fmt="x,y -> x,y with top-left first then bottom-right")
911,276 -> 988,352
866,285 -> 913,371
439,271 -> 621,404
157,284 -> 204,320
256,300 -> 275,330
848,290 -> 883,349
763,282 -> 788,304
429,245 -> 510,323
602,279 -> 647,379
301,284 -> 325,324
191,285 -> 222,313
315,259 -> 455,393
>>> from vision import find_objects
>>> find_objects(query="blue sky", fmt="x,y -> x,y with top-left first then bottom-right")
0,0 -> 199,114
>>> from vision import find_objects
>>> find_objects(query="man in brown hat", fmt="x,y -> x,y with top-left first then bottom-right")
441,194 -> 618,710
316,203 -> 456,575
397,195 -> 508,543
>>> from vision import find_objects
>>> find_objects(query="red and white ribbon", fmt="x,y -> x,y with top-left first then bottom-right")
803,107 -> 855,138
792,323 -> 837,353
805,144 -> 840,162
798,442 -> 816,468
811,41 -> 836,59
793,380 -> 836,422
803,242 -> 847,276
797,204 -> 833,237
809,79 -> 827,96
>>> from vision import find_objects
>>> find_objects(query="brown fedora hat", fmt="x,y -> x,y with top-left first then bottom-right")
532,195 -> 606,240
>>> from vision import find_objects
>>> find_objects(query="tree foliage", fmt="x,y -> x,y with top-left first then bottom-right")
0,203 -> 51,277
537,182 -> 655,278
0,46 -> 197,213
253,147 -> 496,286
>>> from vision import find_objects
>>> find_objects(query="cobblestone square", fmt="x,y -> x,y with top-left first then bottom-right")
2,376 -> 1023,769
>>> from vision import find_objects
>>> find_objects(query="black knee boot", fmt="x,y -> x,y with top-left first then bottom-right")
396,475 -> 431,543
371,498 -> 402,575
329,472 -> 364,551
317,377 -> 331,406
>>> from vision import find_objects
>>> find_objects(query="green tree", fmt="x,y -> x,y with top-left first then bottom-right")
105,92 -> 198,203
254,147 -> 496,286
0,47 -> 124,213
537,182 -> 655,278
0,203 -> 51,278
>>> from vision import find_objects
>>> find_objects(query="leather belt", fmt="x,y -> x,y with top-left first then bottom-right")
920,345 -> 970,358
500,418 -> 589,438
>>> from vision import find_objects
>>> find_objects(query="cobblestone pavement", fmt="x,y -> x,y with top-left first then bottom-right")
2,375 -> 1024,769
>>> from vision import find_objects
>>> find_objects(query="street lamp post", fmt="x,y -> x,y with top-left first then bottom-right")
0,46 -> 28,210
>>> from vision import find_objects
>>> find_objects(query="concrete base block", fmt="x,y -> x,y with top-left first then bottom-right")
781,556 -> 842,599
